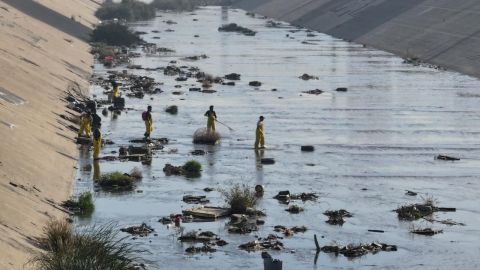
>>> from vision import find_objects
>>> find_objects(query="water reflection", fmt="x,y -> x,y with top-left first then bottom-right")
221,5 -> 228,22
254,149 -> 265,182
93,160 -> 101,181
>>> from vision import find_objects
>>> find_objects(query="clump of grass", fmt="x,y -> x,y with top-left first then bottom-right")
220,184 -> 257,214
77,192 -> 94,213
96,0 -> 155,22
183,160 -> 202,178
62,192 -> 95,215
91,23 -> 142,46
165,105 -> 178,115
32,220 -> 143,270
98,172 -> 134,191
42,220 -> 73,253
286,204 -> 304,214
129,167 -> 143,180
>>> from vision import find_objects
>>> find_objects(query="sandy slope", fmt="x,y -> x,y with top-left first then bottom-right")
0,1 -> 98,269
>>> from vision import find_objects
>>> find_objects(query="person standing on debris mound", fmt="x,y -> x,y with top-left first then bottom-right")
204,105 -> 217,133
254,116 -> 265,149
78,112 -> 92,138
142,105 -> 153,139
93,127 -> 102,160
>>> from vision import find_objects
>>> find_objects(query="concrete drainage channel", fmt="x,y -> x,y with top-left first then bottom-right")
70,6 -> 480,270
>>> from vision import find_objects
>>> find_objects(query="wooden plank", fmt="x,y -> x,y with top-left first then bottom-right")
183,206 -> 230,219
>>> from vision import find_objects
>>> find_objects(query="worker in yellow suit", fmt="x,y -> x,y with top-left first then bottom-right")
254,116 -> 265,149
204,105 -> 217,133
111,80 -> 120,99
93,127 -> 102,160
113,84 -> 120,99
78,112 -> 92,138
143,105 -> 153,139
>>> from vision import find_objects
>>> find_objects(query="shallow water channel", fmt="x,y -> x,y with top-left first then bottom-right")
75,6 -> 480,270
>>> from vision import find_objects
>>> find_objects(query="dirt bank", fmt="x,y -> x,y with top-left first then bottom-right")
0,0 -> 98,269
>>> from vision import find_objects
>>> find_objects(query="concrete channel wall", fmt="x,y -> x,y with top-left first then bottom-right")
0,0 -> 98,268
234,0 -> 480,78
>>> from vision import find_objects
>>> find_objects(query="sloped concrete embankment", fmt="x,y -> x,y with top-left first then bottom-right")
0,0 -> 99,268
234,0 -> 480,78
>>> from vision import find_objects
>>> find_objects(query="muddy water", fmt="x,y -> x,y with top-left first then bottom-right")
75,7 -> 480,270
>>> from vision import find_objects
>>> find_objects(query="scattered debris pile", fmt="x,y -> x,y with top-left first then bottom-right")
303,89 -> 323,95
410,228 -> 443,236
182,195 -> 209,204
224,73 -> 241,80
324,210 -> 353,225
435,155 -> 460,161
228,211 -> 265,234
129,138 -> 169,145
121,223 -> 154,237
185,245 -> 216,253
299,73 -> 318,80
286,204 -> 304,214
249,81 -> 262,87
273,191 -> 318,203
163,160 -> 201,178
273,225 -> 307,236
239,234 -> 284,252
321,242 -> 397,258
179,230 -> 228,254
395,200 -> 455,221
191,150 -> 206,156
158,213 -> 194,224
178,230 -> 218,243
182,54 -> 208,61
163,164 -> 184,176
218,23 -> 256,36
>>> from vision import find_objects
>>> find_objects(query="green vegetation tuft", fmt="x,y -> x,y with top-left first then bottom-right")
62,192 -> 94,215
32,220 -> 142,270
183,160 -> 202,178
91,24 -> 142,46
220,184 -> 257,214
96,0 -> 156,22
78,192 -> 95,213
98,172 -> 134,190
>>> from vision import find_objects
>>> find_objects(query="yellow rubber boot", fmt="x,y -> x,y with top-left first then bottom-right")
93,134 -> 102,160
